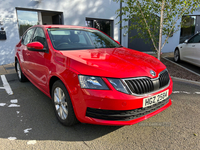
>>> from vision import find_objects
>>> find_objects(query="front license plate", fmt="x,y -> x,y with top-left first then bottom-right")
143,90 -> 169,108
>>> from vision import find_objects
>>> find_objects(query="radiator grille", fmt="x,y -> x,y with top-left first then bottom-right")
123,70 -> 170,95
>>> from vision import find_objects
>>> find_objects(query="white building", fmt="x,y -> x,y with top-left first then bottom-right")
0,0 -> 199,65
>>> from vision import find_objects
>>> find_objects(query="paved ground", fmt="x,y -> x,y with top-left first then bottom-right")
1,53 -> 200,149
0,63 -> 15,75
0,72 -> 200,150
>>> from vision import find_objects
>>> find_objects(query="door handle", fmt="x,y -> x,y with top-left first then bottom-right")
192,45 -> 195,47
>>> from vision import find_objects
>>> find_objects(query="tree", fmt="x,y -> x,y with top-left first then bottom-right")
114,0 -> 200,60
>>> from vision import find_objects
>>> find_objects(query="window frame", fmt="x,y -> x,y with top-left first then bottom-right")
23,27 -> 36,46
188,33 -> 200,43
31,27 -> 49,52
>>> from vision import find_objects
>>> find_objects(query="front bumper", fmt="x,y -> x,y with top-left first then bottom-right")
71,77 -> 173,126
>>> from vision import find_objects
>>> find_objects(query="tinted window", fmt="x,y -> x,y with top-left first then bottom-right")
23,28 -> 35,45
188,33 -> 200,43
47,28 -> 121,50
21,32 -> 27,45
32,28 -> 47,47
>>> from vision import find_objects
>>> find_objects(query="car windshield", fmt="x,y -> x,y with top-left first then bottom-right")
47,28 -> 121,50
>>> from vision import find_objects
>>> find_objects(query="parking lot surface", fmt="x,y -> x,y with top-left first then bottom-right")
0,73 -> 200,150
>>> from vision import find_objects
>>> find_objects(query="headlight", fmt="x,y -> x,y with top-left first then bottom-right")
107,78 -> 130,94
78,75 -> 109,90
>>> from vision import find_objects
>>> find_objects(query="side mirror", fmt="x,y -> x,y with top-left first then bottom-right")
184,39 -> 188,43
27,42 -> 45,51
115,40 -> 120,45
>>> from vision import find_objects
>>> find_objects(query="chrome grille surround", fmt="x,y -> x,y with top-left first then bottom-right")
122,69 -> 170,96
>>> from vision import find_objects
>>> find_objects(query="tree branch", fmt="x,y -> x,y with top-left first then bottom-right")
136,0 -> 158,51
161,4 -> 191,49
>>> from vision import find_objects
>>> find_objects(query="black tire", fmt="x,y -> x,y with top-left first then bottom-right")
51,80 -> 78,126
15,59 -> 27,82
174,48 -> 180,62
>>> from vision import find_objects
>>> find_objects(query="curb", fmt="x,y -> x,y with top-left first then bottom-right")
171,76 -> 200,86
163,57 -> 200,77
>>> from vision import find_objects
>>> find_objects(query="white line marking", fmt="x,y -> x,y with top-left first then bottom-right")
0,75 -> 13,95
10,99 -> 18,103
173,91 -> 200,95
194,92 -> 200,95
0,103 -> 6,106
27,140 -> 36,145
173,91 -> 190,94
8,137 -> 17,140
182,91 -> 191,94
16,111 -> 20,114
8,104 -> 20,107
24,128 -> 32,133
173,91 -> 180,93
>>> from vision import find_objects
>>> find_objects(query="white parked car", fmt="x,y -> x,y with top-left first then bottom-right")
174,33 -> 200,67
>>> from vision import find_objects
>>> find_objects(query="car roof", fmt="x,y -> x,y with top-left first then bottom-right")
32,25 -> 97,30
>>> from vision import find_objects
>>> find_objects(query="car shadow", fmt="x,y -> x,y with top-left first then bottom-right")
0,76 -> 122,141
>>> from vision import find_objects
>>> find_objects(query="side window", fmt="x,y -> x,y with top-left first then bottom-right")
78,34 -> 87,44
188,34 -> 200,43
32,28 -> 47,47
21,32 -> 27,45
23,28 -> 35,45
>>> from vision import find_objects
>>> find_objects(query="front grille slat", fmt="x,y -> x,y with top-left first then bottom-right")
143,79 -> 151,92
141,79 -> 148,93
138,79 -> 145,94
130,80 -> 140,94
124,70 -> 170,95
125,80 -> 135,93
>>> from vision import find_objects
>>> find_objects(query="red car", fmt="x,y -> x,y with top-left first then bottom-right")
15,25 -> 173,126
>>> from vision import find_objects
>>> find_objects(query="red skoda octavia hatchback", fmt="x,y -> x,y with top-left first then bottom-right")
15,25 -> 173,126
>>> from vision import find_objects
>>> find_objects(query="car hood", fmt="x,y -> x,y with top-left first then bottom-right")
59,47 -> 166,78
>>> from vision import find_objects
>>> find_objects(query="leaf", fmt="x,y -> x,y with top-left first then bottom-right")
194,133 -> 197,136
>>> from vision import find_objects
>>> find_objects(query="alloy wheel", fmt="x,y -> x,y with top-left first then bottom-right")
54,87 -> 68,120
174,49 -> 179,62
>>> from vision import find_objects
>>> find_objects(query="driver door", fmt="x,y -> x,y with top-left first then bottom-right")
26,27 -> 49,92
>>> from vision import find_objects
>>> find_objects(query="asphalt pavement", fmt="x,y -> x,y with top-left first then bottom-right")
0,73 -> 200,150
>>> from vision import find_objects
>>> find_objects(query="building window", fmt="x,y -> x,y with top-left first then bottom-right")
16,8 -> 63,37
86,18 -> 114,38
180,16 -> 197,43
16,10 -> 38,37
